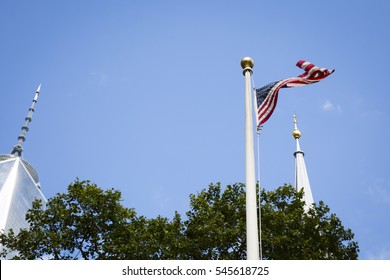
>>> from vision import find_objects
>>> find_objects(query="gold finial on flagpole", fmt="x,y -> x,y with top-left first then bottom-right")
241,57 -> 254,75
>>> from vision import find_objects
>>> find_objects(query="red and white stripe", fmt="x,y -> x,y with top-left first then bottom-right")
256,60 -> 334,127
256,81 -> 286,126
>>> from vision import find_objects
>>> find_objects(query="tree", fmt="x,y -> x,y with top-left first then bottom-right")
109,212 -> 186,260
183,183 -> 359,259
183,183 -> 246,259
260,185 -> 359,259
0,179 -> 185,260
1,179 -> 134,259
0,180 -> 359,259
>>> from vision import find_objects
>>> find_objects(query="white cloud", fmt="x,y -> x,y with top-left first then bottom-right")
321,100 -> 342,112
322,100 -> 334,111
366,246 -> 390,260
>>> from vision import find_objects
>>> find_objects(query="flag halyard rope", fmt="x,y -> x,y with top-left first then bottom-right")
251,75 -> 263,260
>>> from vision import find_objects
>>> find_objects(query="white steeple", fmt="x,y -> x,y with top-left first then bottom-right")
292,115 -> 314,212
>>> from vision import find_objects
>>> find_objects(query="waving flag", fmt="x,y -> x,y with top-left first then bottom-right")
255,60 -> 334,128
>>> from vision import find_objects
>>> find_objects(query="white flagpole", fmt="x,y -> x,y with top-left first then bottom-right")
241,57 -> 260,260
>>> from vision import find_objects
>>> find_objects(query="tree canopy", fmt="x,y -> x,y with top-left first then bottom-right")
0,179 -> 359,260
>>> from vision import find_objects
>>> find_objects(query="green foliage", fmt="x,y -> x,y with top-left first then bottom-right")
0,180 -> 359,260
260,184 -> 358,259
184,183 -> 246,259
183,183 -> 359,260
1,179 -> 133,259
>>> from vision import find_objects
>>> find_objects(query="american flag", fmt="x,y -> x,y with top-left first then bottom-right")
255,60 -> 334,128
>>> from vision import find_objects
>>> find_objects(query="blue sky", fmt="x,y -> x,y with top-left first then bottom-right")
1,1 -> 389,260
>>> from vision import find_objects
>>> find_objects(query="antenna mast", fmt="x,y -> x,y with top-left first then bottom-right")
11,84 -> 41,157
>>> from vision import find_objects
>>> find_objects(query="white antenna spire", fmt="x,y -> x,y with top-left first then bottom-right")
11,84 -> 41,157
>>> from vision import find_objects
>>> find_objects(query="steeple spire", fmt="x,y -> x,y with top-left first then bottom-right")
11,84 -> 41,157
292,114 -> 314,212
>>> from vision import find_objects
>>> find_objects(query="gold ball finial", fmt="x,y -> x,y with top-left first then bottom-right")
292,129 -> 301,139
241,57 -> 254,69
292,115 -> 301,139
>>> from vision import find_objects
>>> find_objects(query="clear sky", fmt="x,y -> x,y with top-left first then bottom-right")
1,0 -> 389,260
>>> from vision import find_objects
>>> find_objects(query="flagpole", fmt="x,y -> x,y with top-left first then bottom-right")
241,57 -> 260,260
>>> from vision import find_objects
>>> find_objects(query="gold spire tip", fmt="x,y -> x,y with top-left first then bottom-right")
292,114 -> 301,139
